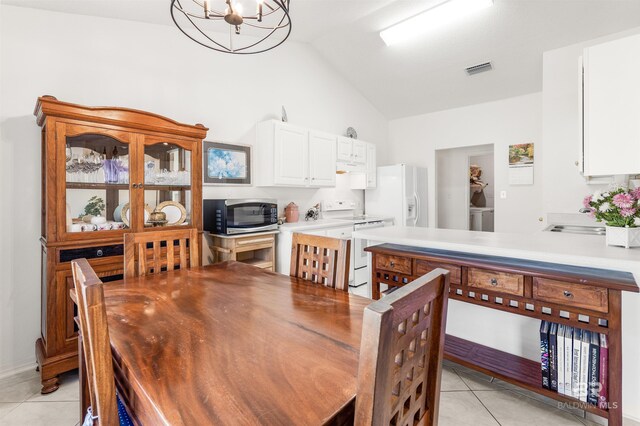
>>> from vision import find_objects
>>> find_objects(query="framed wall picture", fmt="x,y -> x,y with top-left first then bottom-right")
203,141 -> 252,185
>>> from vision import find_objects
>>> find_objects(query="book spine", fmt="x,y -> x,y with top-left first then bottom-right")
599,334 -> 608,410
587,334 -> 600,405
557,325 -> 565,395
572,329 -> 582,399
563,327 -> 573,396
579,331 -> 590,402
540,321 -> 550,389
549,323 -> 558,391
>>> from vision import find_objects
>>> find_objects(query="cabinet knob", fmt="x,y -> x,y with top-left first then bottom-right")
96,249 -> 103,257
563,290 -> 574,298
575,161 -> 579,167
139,183 -> 144,188
132,183 -> 138,189
490,278 -> 498,286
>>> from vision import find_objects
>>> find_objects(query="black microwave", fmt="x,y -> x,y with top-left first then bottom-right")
204,199 -> 278,235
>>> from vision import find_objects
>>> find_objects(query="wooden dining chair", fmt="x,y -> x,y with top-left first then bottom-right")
72,258 -> 132,426
290,233 -> 351,292
355,269 -> 450,426
124,228 -> 199,278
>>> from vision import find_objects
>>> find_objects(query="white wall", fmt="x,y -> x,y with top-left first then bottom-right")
0,5 -> 388,376
387,92 -> 544,234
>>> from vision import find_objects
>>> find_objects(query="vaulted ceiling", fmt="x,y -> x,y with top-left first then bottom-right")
4,0 -> 640,118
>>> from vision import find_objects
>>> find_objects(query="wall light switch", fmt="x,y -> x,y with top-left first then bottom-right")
500,191 -> 507,199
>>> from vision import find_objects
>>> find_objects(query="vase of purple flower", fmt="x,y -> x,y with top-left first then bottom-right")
583,187 -> 640,248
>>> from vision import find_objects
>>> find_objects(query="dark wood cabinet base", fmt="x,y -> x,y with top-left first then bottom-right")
35,338 -> 77,394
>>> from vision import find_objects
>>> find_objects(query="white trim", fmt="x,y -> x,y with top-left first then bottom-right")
0,360 -> 37,381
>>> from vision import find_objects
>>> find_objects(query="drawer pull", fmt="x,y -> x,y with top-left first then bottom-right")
96,249 -> 104,257
390,261 -> 395,267
490,278 -> 498,286
563,290 -> 574,298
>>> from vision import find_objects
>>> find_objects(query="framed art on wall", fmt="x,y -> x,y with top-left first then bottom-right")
203,141 -> 252,185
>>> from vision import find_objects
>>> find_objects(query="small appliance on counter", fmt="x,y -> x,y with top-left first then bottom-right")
204,199 -> 278,235
305,204 -> 321,221
284,202 -> 299,223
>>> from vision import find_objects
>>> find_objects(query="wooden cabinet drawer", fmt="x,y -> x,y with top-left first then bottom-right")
468,268 -> 524,296
375,254 -> 412,275
533,278 -> 608,313
415,260 -> 461,284
235,235 -> 275,248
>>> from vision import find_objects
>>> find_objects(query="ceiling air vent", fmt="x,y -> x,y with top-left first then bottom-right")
465,62 -> 492,75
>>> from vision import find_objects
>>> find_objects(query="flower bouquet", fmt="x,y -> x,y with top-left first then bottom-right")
583,187 -> 640,248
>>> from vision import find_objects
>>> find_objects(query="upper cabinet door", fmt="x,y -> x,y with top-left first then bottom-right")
352,140 -> 367,164
366,143 -> 377,188
57,122 -> 136,240
139,135 -> 200,231
337,137 -> 353,162
274,123 -> 309,186
309,131 -> 337,187
583,34 -> 640,176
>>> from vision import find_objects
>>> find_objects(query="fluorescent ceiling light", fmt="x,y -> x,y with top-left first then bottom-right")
380,0 -> 494,46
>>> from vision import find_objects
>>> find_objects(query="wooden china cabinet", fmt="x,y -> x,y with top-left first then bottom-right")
34,96 -> 207,393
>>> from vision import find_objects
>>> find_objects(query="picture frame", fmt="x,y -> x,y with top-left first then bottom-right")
203,141 -> 252,185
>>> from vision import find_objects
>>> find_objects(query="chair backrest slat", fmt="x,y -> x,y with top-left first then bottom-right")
355,269 -> 450,426
124,228 -> 199,278
289,233 -> 350,292
72,258 -> 119,426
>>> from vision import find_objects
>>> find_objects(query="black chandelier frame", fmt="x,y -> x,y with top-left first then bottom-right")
170,0 -> 292,55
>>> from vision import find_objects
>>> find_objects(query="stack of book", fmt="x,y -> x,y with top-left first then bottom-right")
540,321 -> 608,409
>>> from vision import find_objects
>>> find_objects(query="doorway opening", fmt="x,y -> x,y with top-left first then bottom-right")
435,144 -> 494,231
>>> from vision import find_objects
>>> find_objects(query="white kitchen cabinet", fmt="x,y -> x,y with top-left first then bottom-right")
256,120 -> 336,187
337,137 -> 366,164
352,140 -> 366,163
273,123 -> 308,186
582,33 -> 640,176
337,138 -> 353,162
309,131 -> 337,187
366,142 -> 377,188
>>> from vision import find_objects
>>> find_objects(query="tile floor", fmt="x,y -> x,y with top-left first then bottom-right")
0,361 -> 638,425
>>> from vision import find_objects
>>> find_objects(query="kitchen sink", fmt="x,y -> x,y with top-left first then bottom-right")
546,225 -> 606,236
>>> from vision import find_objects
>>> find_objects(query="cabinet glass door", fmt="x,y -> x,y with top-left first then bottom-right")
61,124 -> 134,238
140,137 -> 195,229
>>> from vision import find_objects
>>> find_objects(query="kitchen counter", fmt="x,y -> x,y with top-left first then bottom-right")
278,219 -> 353,232
352,226 -> 640,279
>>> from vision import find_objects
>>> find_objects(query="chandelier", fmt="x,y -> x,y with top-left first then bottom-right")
170,0 -> 292,54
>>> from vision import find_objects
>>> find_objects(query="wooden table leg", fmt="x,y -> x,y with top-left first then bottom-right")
78,333 -> 90,424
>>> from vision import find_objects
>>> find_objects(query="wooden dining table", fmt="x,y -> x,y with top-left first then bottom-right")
73,261 -> 370,425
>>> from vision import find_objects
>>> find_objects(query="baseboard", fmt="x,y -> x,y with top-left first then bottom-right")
0,360 -> 37,380
624,415 -> 640,426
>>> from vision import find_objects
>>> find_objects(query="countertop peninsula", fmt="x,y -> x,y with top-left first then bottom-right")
352,226 -> 640,280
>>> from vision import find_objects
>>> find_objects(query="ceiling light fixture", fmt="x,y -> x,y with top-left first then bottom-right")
380,0 -> 493,46
170,0 -> 292,54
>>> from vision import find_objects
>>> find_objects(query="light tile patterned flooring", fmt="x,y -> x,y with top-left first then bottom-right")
0,361 -> 638,425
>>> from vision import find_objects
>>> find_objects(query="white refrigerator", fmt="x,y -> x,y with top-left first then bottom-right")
365,164 -> 428,227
